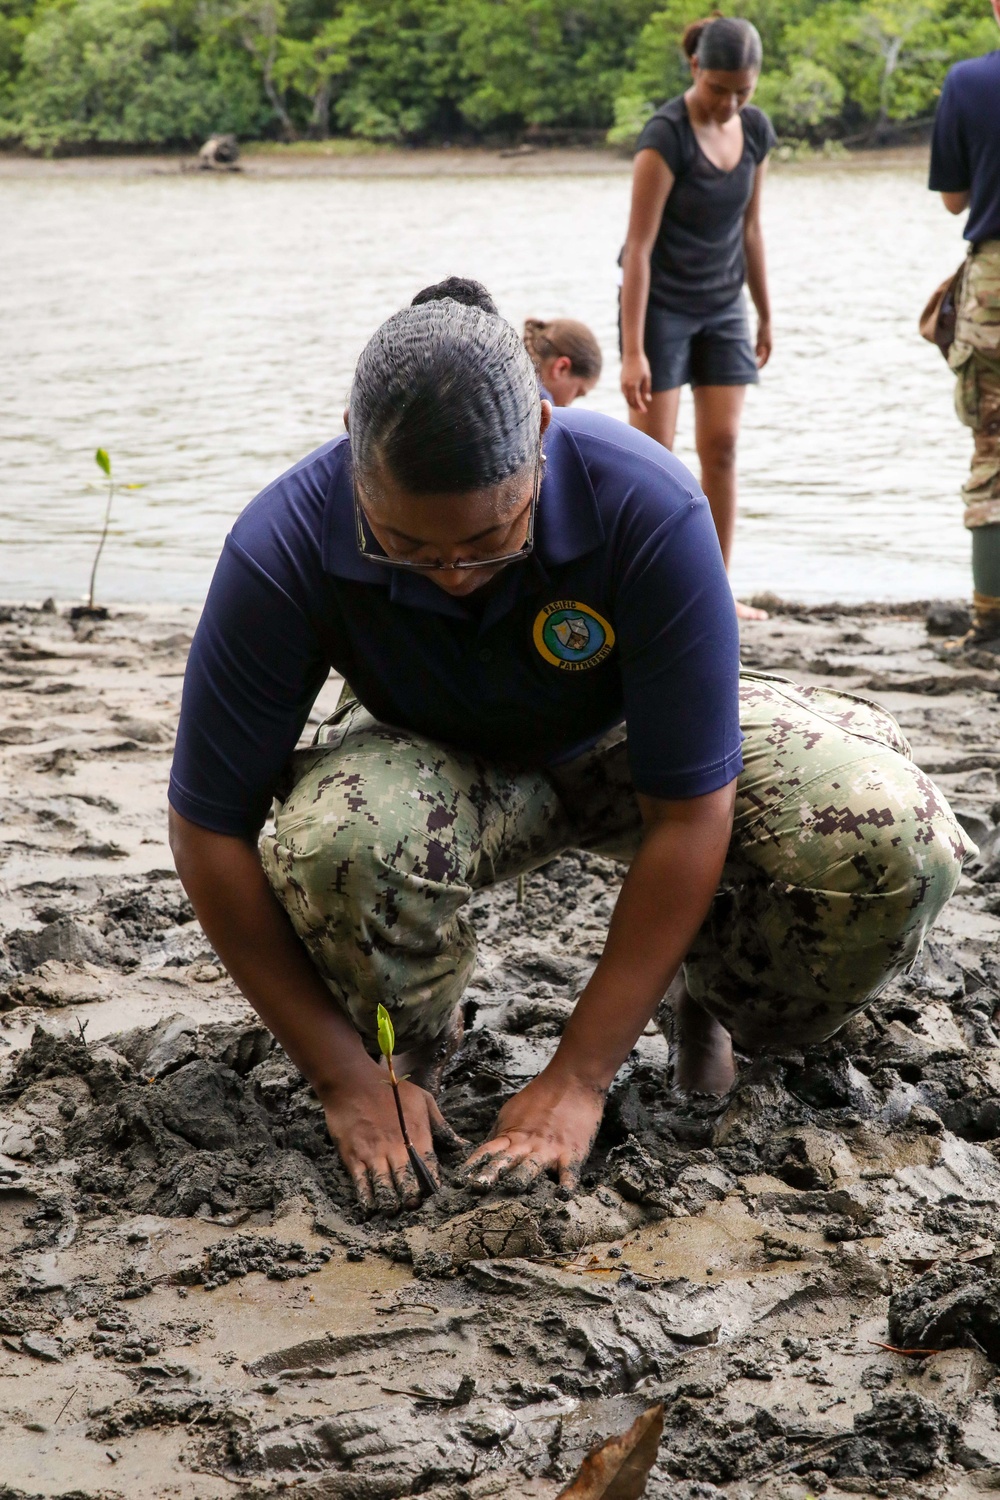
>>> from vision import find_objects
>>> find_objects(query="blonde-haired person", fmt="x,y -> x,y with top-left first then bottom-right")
619,14 -> 775,621
523,318 -> 602,407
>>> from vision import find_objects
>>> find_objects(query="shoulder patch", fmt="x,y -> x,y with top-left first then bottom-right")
533,600 -> 615,672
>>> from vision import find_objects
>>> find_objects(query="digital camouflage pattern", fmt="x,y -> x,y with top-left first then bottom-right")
682,676 -> 971,1048
261,673 -> 970,1058
950,239 -> 1000,531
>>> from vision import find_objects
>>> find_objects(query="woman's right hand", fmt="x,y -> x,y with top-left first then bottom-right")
322,1065 -> 466,1214
620,351 -> 652,413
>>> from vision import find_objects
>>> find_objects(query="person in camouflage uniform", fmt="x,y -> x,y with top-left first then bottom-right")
930,5 -> 1000,630
171,280 -> 969,1214
951,249 -> 1000,549
264,673 -> 969,1072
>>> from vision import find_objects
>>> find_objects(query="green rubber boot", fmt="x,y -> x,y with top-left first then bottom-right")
972,525 -> 1000,640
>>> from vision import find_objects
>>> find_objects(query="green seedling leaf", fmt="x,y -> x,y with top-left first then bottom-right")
374,1001 -> 437,1200
376,1002 -> 395,1060
123,483 -> 146,490
95,448 -> 111,477
556,1402 -> 664,1499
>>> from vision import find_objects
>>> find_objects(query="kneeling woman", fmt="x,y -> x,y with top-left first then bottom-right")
169,281 -> 968,1214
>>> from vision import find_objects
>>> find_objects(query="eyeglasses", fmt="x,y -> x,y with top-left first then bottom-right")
353,449 -> 541,572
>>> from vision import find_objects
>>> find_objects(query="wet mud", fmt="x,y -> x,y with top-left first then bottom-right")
3,598 -> 1000,1496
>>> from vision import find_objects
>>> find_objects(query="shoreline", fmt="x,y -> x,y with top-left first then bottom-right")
0,140 -> 931,180
2,593 -> 969,617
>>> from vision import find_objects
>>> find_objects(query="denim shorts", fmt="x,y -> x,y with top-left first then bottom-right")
632,296 -> 759,392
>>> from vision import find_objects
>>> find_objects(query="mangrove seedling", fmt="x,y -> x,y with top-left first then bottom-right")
87,448 -> 144,611
376,1002 -> 437,1199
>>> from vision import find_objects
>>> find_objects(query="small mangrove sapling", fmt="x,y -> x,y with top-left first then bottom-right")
375,1003 -> 437,1198
87,448 -> 144,611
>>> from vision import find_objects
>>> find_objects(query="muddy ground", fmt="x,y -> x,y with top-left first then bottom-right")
3,596 -> 1000,1499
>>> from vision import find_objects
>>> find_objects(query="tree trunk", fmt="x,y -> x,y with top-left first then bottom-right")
262,69 -> 296,139
866,33 -> 902,144
878,35 -> 902,131
241,31 -> 296,140
310,77 -> 332,139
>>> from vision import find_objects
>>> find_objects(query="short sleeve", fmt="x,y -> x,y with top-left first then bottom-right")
612,490 -> 743,800
744,106 -> 777,163
929,69 -> 969,192
636,109 -> 684,175
168,538 -> 331,837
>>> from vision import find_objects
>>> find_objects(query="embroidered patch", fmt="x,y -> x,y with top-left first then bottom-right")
532,600 -> 616,671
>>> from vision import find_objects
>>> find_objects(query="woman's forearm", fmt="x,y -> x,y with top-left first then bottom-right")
620,242 -> 652,358
168,810 -> 377,1099
548,785 -> 735,1092
744,224 -> 770,323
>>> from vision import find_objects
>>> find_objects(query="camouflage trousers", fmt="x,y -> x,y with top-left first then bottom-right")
950,239 -> 1000,531
261,672 -> 970,1057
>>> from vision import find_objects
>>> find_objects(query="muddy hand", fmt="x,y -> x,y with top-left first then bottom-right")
461,1068 -> 606,1195
323,1069 -> 467,1216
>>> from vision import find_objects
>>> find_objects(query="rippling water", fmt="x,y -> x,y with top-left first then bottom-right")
0,157 -> 975,604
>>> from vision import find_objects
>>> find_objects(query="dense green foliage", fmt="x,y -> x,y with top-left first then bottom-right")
0,0 -> 996,152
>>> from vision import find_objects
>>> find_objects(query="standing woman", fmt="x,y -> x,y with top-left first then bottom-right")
523,317 -> 603,407
619,15 -> 775,620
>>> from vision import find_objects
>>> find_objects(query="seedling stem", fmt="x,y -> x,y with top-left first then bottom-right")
376,1003 -> 437,1198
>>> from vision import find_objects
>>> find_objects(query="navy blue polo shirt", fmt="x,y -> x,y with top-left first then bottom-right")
929,51 -> 1000,245
169,409 -> 743,838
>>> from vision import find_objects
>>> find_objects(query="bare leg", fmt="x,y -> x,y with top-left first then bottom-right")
692,383 -> 766,621
692,383 -> 744,565
628,388 -> 681,449
666,972 -> 736,1095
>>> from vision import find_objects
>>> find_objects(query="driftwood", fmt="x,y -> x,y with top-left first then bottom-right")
197,134 -> 242,171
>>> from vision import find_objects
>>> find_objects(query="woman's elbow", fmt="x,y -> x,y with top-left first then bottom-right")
168,806 -> 226,886
620,238 -> 653,270
168,805 -> 258,881
168,805 -> 197,877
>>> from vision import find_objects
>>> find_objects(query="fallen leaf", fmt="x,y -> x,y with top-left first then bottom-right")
557,1402 -> 664,1499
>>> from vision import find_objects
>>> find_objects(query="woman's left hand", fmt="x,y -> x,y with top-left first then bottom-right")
755,318 -> 773,369
460,1066 -> 606,1194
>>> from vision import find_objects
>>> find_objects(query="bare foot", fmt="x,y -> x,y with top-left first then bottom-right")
667,976 -> 736,1094
393,1004 -> 465,1096
735,599 -> 769,621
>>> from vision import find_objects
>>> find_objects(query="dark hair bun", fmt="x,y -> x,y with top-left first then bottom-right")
681,15 -> 716,58
411,276 -> 499,316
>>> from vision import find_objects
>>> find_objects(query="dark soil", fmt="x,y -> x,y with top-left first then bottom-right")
4,598 -> 1000,1497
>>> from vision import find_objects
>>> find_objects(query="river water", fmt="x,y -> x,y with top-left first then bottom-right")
0,156 -> 976,605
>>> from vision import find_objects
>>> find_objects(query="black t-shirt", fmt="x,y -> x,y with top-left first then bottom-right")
634,96 -> 776,316
929,52 -> 1000,246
